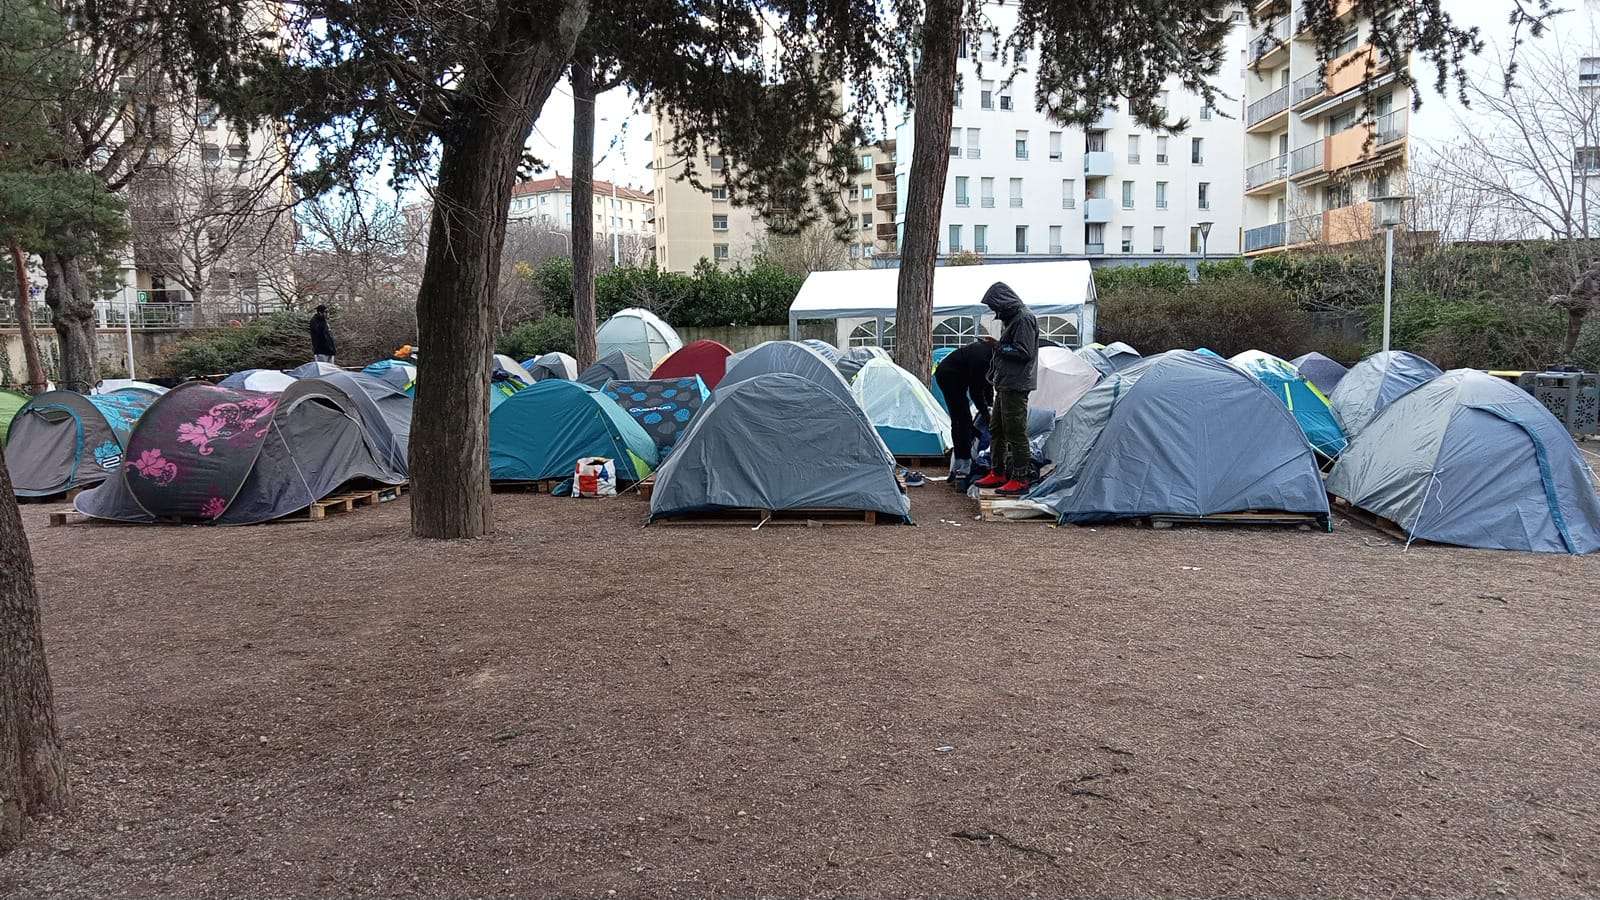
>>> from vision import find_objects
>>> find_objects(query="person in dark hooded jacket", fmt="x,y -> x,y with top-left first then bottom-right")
933,336 -> 995,486
310,305 -> 337,363
972,282 -> 1038,495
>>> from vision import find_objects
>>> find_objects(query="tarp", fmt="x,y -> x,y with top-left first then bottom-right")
6,389 -> 155,496
525,352 -> 578,382
597,308 -> 683,367
1291,352 -> 1349,396
1330,350 -> 1442,439
1077,341 -> 1142,375
74,379 -> 406,524
1033,346 -> 1101,417
602,377 -> 709,456
1327,369 -> 1600,553
577,350 -> 651,388
1230,349 -> 1347,458
649,372 -> 910,522
488,379 -> 658,482
0,390 -> 25,444
1028,351 -> 1331,525
789,261 -> 1097,344
218,369 -> 296,392
836,346 -> 891,383
653,339 -> 732,388
850,357 -> 953,456
721,341 -> 856,411
287,361 -> 344,379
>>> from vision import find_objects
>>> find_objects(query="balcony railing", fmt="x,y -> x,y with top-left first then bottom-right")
1290,138 -> 1324,176
948,146 -> 961,157
1049,243 -> 1064,254
967,147 -> 982,159
955,197 -> 970,207
1085,242 -> 1105,254
874,160 -> 895,179
1374,108 -> 1408,145
974,243 -> 988,254
1016,148 -> 1029,160
1156,199 -> 1168,209
875,192 -> 896,210
1128,153 -> 1141,164
1049,151 -> 1063,160
1247,85 -> 1290,126
1292,70 -> 1326,106
1015,244 -> 1029,254
981,196 -> 995,208
1244,221 -> 1287,253
1009,196 -> 1023,207
1245,153 -> 1289,189
1062,198 -> 1076,209
1249,17 -> 1290,62
1289,214 -> 1323,244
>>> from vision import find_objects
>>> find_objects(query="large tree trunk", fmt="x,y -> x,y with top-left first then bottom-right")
0,450 -> 69,854
1563,308 -> 1586,358
892,0 -> 962,385
571,55 -> 599,371
407,0 -> 589,540
9,241 -> 46,392
39,253 -> 98,393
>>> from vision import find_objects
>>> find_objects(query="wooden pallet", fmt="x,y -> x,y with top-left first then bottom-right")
977,494 -> 1054,523
491,478 -> 565,494
1329,495 -> 1412,543
1144,510 -> 1325,530
638,476 -> 656,500
48,510 -> 87,527
652,507 -> 884,527
305,483 -> 407,521
895,453 -> 951,469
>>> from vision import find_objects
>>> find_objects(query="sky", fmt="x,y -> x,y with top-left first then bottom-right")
524,80 -> 654,191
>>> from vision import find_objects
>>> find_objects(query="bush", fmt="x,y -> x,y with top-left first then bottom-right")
1381,290 -> 1563,370
497,315 -> 577,360
1097,275 -> 1314,359
156,311 -> 314,377
1093,262 -> 1190,296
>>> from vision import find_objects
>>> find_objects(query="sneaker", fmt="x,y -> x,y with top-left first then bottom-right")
996,479 -> 1031,496
973,472 -> 1007,489
904,471 -> 926,487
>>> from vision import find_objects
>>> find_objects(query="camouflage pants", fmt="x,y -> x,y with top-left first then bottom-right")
990,388 -> 1031,479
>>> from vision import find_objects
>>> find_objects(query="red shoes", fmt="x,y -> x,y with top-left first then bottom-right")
973,472 -> 1007,489
996,479 -> 1031,496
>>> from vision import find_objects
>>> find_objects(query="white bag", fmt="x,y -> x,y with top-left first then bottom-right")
574,457 -> 617,498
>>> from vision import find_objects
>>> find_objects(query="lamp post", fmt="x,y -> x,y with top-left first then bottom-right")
1197,220 -> 1213,262
1371,193 -> 1412,353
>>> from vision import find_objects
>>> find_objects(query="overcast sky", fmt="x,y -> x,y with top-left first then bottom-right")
526,80 -> 654,191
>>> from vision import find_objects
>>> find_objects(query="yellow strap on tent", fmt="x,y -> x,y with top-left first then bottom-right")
1283,383 -> 1294,411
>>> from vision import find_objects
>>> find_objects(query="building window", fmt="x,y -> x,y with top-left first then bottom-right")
861,212 -> 873,228
1121,225 -> 1134,253
932,316 -> 978,349
1015,225 -> 1028,253
955,176 -> 970,207
1200,103 -> 1214,120
1009,177 -> 1023,207
1155,181 -> 1168,209
1086,131 -> 1105,152
1582,57 -> 1600,85
1332,29 -> 1358,58
974,224 -> 988,253
712,214 -> 729,230
1156,136 -> 1169,165
1153,226 -> 1165,253
1061,178 -> 1075,209
1127,134 -> 1141,165
862,184 -> 874,200
860,153 -> 872,171
848,320 -> 895,351
1197,182 -> 1210,209
1578,146 -> 1600,173
982,33 -> 997,61
713,243 -> 730,260
949,127 -> 961,157
1191,137 -> 1204,164
981,80 -> 995,110
201,144 -> 221,168
999,92 -> 1013,111
709,154 -> 725,171
1049,224 -> 1063,254
1121,180 -> 1135,209
981,177 -> 995,207
1049,131 -> 1063,160
849,186 -> 860,202
1015,130 -> 1028,159
948,224 -> 962,253
1086,223 -> 1104,251
1038,315 -> 1080,348
953,84 -> 962,108
197,103 -> 219,127
1190,226 -> 1201,253
966,128 -> 980,158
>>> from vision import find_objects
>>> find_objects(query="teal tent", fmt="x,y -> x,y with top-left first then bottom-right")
1229,350 -> 1347,458
929,347 -> 956,413
489,380 -> 658,482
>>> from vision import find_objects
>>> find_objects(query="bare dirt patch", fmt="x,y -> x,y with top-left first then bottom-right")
2,487 -> 1597,897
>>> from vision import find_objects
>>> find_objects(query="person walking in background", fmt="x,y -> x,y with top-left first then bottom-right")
310,304 -> 337,363
972,282 -> 1039,496
933,336 -> 995,490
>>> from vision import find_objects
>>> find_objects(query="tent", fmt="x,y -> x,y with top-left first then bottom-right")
75,380 -> 407,524
929,347 -> 957,413
649,372 -> 910,522
652,339 -> 732,389
1032,345 -> 1101,417
218,369 -> 297,392
850,357 -> 953,457
788,260 -> 1097,345
287,361 -> 344,379
524,352 -> 578,382
311,370 -> 414,471
1077,341 -> 1141,375
1329,350 -> 1442,439
596,308 -> 682,367
362,359 -> 417,392
1230,349 -> 1347,458
488,380 -> 657,483
5,389 -> 157,497
601,376 -> 710,456
577,350 -> 651,388
1327,369 -> 1600,553
800,339 -> 841,364
492,354 -> 537,386
93,379 -> 167,396
1291,352 -> 1349,396
836,346 -> 891,382
720,341 -> 855,409
1028,351 -> 1330,526
0,390 -> 27,444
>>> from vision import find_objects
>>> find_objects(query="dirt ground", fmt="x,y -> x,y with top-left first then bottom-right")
2,485 -> 1598,898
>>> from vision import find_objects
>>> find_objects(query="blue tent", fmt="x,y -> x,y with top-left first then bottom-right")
1028,351 -> 1330,526
362,359 -> 417,391
1328,370 -> 1600,553
489,380 -> 659,482
1230,350 -> 1347,458
1329,351 -> 1442,439
929,347 -> 957,413
720,341 -> 854,408
601,376 -> 709,456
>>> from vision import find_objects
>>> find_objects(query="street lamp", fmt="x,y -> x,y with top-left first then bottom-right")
1197,220 -> 1213,262
1371,193 -> 1412,353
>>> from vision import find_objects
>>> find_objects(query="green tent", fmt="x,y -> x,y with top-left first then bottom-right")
0,390 -> 26,444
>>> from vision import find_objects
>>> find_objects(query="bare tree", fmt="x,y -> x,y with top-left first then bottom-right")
291,190 -> 426,308
496,218 -> 571,332
754,221 -> 853,276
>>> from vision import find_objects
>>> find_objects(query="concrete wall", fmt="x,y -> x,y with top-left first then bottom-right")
0,327 -> 191,387
675,323 -> 832,352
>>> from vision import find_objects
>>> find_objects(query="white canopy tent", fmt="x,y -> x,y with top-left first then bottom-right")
788,260 -> 1097,346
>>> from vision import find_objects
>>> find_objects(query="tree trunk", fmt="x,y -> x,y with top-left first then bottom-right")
571,55 -> 599,371
0,449 -> 69,854
1564,308 -> 1586,359
407,0 -> 590,540
39,253 -> 99,393
8,241 -> 46,393
892,0 -> 962,385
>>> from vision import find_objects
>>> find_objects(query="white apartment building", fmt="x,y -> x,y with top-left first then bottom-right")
880,1 -> 1247,270
508,175 -> 655,247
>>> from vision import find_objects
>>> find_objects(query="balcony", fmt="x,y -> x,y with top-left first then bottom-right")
1245,153 -> 1289,191
1291,70 -> 1326,108
875,160 -> 895,179
1085,242 -> 1105,254
1323,201 -> 1373,244
981,196 -> 995,208
1290,138 -> 1324,178
1326,110 -> 1407,173
875,221 -> 898,241
1250,17 -> 1290,65
1244,221 -> 1287,253
875,191 -> 896,211
1326,45 -> 1388,97
1084,151 -> 1114,178
1289,214 -> 1322,245
1246,85 -> 1290,130
1091,109 -> 1116,131
1374,108 -> 1407,146
1082,197 -> 1113,223
1061,198 -> 1076,209
1009,196 -> 1023,208
1297,0 -> 1359,35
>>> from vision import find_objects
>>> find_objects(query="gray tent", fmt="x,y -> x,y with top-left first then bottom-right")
1290,352 -> 1349,396
577,350 -> 651,387
1329,350 -> 1442,439
311,370 -> 413,471
287,360 -> 344,379
836,346 -> 890,382
800,339 -> 840,364
526,352 -> 578,381
1076,341 -> 1141,375
719,341 -> 855,410
75,379 -> 406,524
649,372 -> 909,522
1327,369 -> 1600,553
1028,350 -> 1330,525
6,389 -> 158,497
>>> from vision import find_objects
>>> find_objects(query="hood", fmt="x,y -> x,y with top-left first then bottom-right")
981,282 -> 1025,318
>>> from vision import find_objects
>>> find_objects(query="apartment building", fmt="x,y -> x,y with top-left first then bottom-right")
508,175 -> 654,265
878,1 -> 1247,270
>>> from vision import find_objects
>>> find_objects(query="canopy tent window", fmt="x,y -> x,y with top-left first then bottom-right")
847,320 -> 895,350
1038,315 -> 1081,349
790,260 -> 1096,347
932,316 -> 979,349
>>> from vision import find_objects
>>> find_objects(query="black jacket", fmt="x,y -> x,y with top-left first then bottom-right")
309,311 -> 337,356
982,282 -> 1038,391
933,339 -> 995,415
